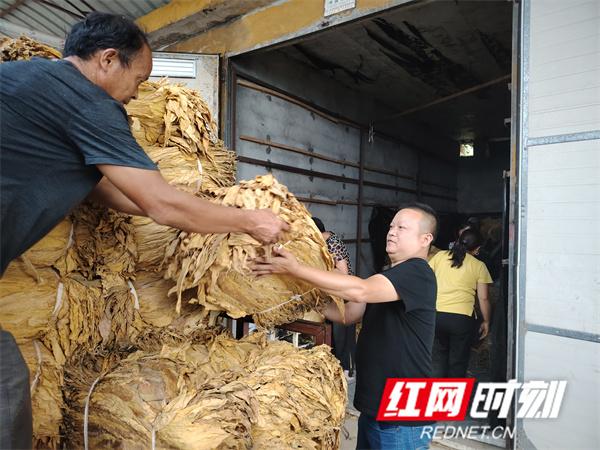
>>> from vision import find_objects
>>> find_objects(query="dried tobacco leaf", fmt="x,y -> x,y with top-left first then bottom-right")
0,36 -> 61,62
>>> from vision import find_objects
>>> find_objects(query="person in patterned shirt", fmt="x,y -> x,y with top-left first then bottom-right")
312,217 -> 356,375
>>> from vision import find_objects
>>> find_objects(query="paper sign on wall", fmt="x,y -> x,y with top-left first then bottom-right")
324,0 -> 356,17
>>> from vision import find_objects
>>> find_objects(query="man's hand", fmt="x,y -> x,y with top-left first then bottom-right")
479,321 -> 489,340
245,210 -> 290,244
252,246 -> 299,275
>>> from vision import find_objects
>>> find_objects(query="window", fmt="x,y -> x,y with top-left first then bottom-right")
460,143 -> 474,157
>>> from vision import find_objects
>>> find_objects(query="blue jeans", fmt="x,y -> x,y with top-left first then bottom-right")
356,414 -> 432,450
0,330 -> 32,449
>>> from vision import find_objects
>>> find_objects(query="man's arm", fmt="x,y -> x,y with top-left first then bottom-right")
96,164 -> 288,243
323,301 -> 366,324
87,177 -> 145,216
253,246 -> 399,304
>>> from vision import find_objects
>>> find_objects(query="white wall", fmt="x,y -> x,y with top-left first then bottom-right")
528,0 -> 600,137
523,333 -> 600,450
525,140 -> 600,334
520,0 -> 600,448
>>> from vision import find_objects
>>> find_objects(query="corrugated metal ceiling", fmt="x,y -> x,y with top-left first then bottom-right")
0,0 -> 168,39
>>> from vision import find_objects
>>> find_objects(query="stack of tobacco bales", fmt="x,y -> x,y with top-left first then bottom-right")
63,332 -> 346,450
0,37 -> 346,449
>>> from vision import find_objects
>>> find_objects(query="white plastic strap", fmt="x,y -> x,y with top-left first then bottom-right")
84,375 -> 103,450
52,282 -> 64,317
257,294 -> 302,314
196,159 -> 203,192
128,280 -> 140,310
29,340 -> 43,395
256,288 -> 317,315
151,426 -> 156,450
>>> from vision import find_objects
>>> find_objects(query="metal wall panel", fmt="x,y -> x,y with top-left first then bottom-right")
516,0 -> 600,448
236,163 -> 359,204
235,86 -> 361,172
522,332 -> 600,449
302,203 -> 359,244
528,0 -> 600,138
363,136 -> 418,182
524,139 -> 600,335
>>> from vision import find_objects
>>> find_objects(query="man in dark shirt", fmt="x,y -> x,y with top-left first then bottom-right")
253,203 -> 438,450
0,13 -> 287,449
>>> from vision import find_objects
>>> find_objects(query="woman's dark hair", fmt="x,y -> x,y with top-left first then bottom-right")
458,216 -> 480,235
312,217 -> 326,232
63,12 -> 148,66
449,229 -> 483,268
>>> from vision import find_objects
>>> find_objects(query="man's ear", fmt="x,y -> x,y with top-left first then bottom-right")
98,48 -> 120,70
423,233 -> 434,247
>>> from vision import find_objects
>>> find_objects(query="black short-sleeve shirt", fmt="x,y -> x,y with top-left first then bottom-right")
353,257 -> 437,424
0,58 -> 157,274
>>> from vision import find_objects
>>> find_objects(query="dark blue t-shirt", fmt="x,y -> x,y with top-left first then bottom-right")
0,58 -> 157,275
354,257 -> 437,424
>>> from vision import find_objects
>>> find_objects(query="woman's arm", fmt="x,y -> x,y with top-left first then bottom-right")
476,282 -> 492,339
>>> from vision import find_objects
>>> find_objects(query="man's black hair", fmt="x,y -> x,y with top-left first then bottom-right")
400,202 -> 439,240
63,12 -> 149,66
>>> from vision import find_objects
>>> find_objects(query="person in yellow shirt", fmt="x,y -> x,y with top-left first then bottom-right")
428,229 -> 492,377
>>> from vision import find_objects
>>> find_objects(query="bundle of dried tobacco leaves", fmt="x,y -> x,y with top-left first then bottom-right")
126,79 -> 236,194
64,332 -> 345,449
164,174 -> 343,327
0,260 -> 60,344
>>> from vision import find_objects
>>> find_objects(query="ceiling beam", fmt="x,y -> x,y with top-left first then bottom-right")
375,74 -> 511,124
150,0 -> 414,54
